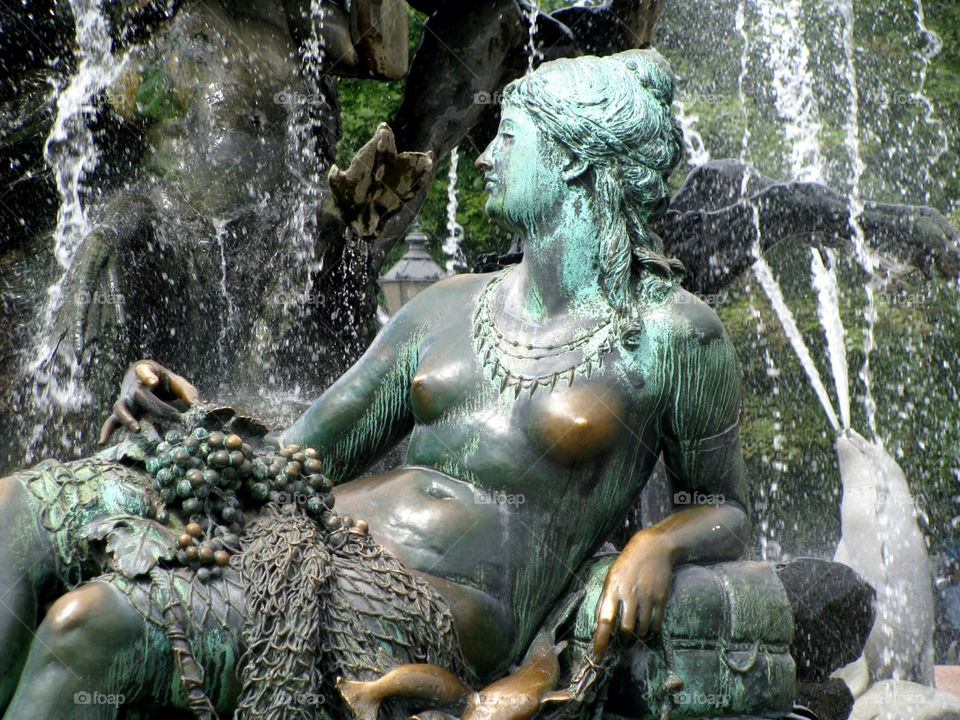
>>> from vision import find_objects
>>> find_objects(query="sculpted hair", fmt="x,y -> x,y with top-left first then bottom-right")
502,50 -> 685,311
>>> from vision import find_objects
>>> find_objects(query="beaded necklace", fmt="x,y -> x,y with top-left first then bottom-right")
472,268 -> 618,397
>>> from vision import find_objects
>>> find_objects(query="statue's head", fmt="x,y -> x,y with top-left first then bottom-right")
493,50 -> 685,309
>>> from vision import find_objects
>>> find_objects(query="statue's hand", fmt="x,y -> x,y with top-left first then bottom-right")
593,528 -> 673,658
98,360 -> 199,444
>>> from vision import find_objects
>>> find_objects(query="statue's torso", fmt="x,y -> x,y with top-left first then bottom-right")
332,273 -> 674,672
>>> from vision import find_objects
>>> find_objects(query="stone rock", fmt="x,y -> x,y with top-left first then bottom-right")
351,0 -> 409,80
849,680 -> 960,720
776,558 -> 875,682
796,678 -> 855,720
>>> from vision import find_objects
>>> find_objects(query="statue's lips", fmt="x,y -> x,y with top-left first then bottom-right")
484,175 -> 498,190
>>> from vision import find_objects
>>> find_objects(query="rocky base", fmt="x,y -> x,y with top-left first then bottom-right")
796,678 -> 854,720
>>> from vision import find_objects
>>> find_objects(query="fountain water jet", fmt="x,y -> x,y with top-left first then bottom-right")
811,248 -> 851,430
837,0 -> 879,440
749,238 -> 840,434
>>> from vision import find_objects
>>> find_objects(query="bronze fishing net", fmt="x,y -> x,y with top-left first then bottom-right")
231,503 -> 472,720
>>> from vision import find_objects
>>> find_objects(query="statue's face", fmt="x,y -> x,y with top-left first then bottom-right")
476,103 -> 568,234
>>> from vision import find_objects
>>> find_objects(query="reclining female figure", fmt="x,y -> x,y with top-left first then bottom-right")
0,49 -> 751,719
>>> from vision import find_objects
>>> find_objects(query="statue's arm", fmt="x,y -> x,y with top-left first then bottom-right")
280,298 -> 429,484
594,308 -> 750,656
653,316 -> 752,563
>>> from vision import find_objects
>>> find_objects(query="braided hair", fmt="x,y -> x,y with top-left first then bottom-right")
501,49 -> 685,311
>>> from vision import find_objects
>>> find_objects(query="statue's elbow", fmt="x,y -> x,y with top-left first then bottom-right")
722,501 -> 751,558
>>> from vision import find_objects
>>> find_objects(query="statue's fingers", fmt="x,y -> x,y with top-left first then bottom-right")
135,361 -> 161,388
593,596 -> 620,657
651,594 -> 667,635
133,387 -> 181,418
619,595 -> 639,639
98,414 -> 120,445
99,399 -> 140,445
166,372 -> 199,405
635,596 -> 653,639
113,398 -> 141,432
593,617 -> 612,658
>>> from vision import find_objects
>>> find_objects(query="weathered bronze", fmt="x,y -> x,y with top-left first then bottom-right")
0,50 -> 795,719
328,123 -> 435,239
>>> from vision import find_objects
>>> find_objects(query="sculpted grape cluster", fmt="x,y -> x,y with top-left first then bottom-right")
143,425 -> 365,580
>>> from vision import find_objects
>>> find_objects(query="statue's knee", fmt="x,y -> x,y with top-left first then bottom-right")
39,583 -> 141,665
0,476 -> 26,515
0,477 -> 34,552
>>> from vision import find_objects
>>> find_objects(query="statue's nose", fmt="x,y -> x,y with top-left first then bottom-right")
475,152 -> 492,172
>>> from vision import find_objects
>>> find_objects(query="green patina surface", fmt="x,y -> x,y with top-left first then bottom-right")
283,50 -> 792,718
0,50 -> 794,720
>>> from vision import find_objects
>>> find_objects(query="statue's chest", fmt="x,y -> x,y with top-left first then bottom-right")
411,334 -> 651,467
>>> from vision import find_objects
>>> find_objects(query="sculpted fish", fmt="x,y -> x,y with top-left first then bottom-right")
461,632 -> 568,720
338,632 -> 567,720
833,428 -> 934,687
338,664 -> 472,720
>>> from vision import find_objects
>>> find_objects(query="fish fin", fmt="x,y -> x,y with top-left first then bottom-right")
338,676 -> 382,720
520,630 -> 554,666
541,691 -> 571,703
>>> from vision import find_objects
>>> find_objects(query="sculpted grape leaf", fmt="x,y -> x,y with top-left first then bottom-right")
90,515 -> 180,578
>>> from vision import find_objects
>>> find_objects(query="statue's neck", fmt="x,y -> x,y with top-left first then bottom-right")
508,189 -> 607,321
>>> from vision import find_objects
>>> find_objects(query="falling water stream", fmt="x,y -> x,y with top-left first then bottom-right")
674,100 -> 710,168
213,217 -> 236,363
525,1 -> 541,74
909,0 -> 949,203
282,0 -> 328,292
754,0 -> 825,184
43,0 -> 122,273
22,0 -> 127,459
443,146 -> 464,275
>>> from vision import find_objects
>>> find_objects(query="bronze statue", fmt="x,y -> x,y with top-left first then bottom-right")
0,51 -> 793,719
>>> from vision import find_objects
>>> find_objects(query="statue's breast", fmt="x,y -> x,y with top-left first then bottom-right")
524,382 -> 627,466
410,341 -> 478,424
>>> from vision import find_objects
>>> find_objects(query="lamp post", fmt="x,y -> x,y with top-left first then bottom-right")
379,224 -> 446,316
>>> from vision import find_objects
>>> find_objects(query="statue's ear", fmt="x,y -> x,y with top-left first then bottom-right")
562,156 -> 589,182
